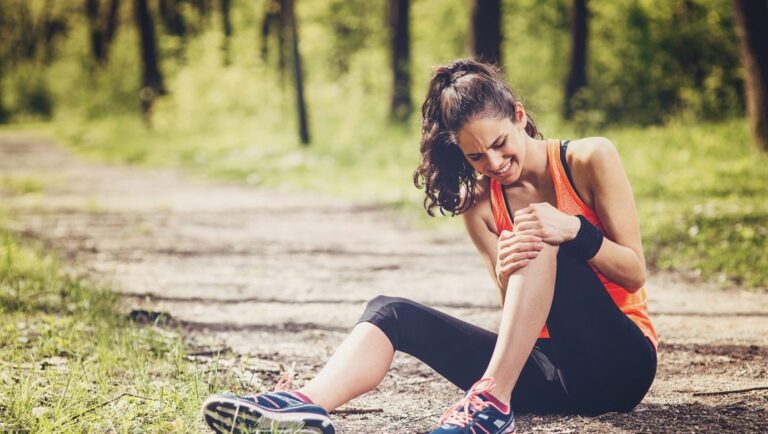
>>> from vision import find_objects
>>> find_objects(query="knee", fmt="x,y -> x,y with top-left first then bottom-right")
358,295 -> 415,350
554,250 -> 603,289
362,295 -> 410,320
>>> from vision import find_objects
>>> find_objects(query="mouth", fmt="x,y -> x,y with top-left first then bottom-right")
491,160 -> 512,177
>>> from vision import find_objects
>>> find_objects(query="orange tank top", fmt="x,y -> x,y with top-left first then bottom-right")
489,139 -> 658,348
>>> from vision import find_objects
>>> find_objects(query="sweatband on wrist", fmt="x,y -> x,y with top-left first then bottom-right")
561,215 -> 604,260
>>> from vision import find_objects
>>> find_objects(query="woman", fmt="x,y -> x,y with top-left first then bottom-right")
202,59 -> 657,434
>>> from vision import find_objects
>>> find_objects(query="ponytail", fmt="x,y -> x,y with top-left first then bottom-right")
414,58 -> 542,217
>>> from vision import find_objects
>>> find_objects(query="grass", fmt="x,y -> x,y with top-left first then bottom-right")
605,120 -> 768,288
44,112 -> 768,290
0,225 -> 265,432
0,176 -> 45,196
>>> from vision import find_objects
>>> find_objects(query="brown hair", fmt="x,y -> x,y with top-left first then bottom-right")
413,59 -> 541,216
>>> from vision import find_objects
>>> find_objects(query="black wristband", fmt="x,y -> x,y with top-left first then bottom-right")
560,215 -> 604,260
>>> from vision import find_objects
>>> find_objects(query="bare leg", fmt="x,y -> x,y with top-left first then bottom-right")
297,322 -> 394,411
482,245 -> 558,405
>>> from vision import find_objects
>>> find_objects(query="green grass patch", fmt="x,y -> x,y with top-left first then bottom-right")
0,175 -> 45,195
0,232 -> 256,432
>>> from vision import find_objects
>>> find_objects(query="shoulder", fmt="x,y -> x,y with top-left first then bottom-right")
462,176 -> 498,235
565,137 -> 623,177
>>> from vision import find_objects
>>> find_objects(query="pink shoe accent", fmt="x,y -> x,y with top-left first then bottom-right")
289,390 -> 314,404
439,377 -> 496,427
261,395 -> 280,408
480,391 -> 509,414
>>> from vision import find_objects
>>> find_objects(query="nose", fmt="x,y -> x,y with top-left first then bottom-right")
487,151 -> 505,171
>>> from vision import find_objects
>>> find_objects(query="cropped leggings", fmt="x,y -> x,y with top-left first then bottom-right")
357,251 -> 656,414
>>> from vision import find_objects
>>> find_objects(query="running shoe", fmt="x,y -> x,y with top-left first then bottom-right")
201,364 -> 335,434
429,377 -> 516,434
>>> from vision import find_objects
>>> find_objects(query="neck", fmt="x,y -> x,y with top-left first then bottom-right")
512,137 -> 550,189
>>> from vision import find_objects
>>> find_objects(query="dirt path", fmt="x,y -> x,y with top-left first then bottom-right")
2,134 -> 766,433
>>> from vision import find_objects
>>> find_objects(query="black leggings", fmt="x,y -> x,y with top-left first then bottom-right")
357,251 -> 656,415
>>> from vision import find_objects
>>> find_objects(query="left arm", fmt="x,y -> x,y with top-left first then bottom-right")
512,138 -> 646,292
581,138 -> 646,291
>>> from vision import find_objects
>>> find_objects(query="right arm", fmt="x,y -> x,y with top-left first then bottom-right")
461,185 -> 544,304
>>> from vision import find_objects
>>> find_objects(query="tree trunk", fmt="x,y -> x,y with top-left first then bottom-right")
86,0 -> 121,64
86,0 -> 106,62
220,0 -> 232,37
220,0 -> 232,64
104,0 -> 121,46
283,0 -> 310,145
469,0 -> 501,65
159,0 -> 185,36
563,0 -> 589,120
261,0 -> 288,77
134,0 -> 166,121
389,0 -> 412,123
732,0 -> 768,151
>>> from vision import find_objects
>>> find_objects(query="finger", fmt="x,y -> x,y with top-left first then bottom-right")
513,221 -> 544,233
512,212 -> 537,224
501,250 -> 540,266
508,230 -> 543,241
499,240 -> 544,257
500,258 -> 531,274
499,230 -> 515,240
497,234 -> 543,251
513,206 -> 534,221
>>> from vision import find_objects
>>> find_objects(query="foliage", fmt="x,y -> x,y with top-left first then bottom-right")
602,120 -> 767,287
580,0 -> 744,125
0,0 -> 746,126
0,0 -> 764,290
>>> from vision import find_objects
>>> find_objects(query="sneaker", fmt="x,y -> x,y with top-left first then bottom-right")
202,364 -> 335,434
429,377 -> 516,434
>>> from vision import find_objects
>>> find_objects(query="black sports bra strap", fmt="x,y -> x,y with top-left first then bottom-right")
559,140 -> 587,203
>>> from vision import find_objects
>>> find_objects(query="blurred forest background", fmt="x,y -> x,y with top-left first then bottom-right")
0,0 -> 766,289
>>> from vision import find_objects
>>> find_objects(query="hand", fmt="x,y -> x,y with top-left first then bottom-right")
495,230 -> 544,290
512,202 -> 581,245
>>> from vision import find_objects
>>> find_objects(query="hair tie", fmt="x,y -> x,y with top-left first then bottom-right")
452,70 -> 470,81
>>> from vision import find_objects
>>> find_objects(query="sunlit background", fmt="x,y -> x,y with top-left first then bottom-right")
1,0 -> 765,287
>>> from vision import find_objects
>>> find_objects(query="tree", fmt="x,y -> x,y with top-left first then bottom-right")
220,0 -> 233,64
86,0 -> 121,64
563,0 -> 588,120
158,0 -> 186,37
134,0 -> 166,121
732,0 -> 768,151
260,0 -> 288,81
389,0 -> 411,123
469,0 -> 501,65
283,0 -> 310,145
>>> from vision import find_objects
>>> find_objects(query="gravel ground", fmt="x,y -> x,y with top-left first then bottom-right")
2,134 -> 766,433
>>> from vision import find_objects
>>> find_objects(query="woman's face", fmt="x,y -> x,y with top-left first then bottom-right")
456,110 -> 528,186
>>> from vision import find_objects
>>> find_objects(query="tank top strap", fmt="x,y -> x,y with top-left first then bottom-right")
546,140 -> 601,226
489,177 -> 513,233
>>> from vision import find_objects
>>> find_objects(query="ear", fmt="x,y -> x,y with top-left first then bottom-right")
514,102 -> 528,130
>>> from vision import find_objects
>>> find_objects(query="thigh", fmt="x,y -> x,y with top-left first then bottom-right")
545,252 -> 657,412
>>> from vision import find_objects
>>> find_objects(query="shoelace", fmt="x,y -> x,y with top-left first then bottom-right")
439,377 -> 496,428
256,362 -> 297,409
272,361 -> 297,392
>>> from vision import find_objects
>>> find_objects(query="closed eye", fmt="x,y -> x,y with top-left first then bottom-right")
465,134 -> 506,161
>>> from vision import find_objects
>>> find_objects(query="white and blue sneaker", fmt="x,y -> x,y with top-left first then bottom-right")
430,378 -> 516,434
202,366 -> 335,434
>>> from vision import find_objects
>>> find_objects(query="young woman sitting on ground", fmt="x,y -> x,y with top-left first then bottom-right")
202,58 -> 658,434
